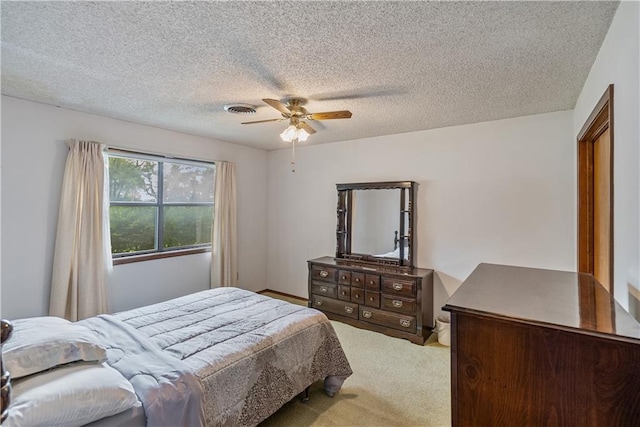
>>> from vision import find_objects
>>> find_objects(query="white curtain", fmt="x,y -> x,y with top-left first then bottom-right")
50,139 -> 111,321
211,161 -> 237,288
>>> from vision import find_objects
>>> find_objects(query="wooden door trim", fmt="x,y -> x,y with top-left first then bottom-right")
577,85 -> 614,142
577,84 -> 614,292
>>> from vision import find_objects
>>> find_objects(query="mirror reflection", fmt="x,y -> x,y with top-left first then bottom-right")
351,189 -> 404,258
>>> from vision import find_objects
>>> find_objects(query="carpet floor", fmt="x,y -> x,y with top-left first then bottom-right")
259,292 -> 451,427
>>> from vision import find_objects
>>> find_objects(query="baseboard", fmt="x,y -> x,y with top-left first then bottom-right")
257,289 -> 308,302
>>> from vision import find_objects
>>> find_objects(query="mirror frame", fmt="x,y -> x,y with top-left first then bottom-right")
336,181 -> 417,268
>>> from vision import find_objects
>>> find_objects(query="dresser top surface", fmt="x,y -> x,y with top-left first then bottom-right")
443,263 -> 640,342
308,256 -> 433,277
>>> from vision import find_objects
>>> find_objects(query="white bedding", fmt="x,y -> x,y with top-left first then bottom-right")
376,246 -> 409,259
113,287 -> 352,426
5,362 -> 138,427
80,314 -> 204,427
4,288 -> 351,427
83,402 -> 145,427
3,316 -> 107,378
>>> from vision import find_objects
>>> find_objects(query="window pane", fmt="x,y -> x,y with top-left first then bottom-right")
109,156 -> 158,202
110,206 -> 157,254
163,206 -> 213,248
163,162 -> 215,203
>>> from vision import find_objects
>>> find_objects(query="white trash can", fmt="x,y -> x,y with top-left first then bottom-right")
435,315 -> 451,346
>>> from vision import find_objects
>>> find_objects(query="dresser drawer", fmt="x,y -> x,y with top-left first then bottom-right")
359,307 -> 416,333
365,274 -> 380,290
382,277 -> 417,297
338,270 -> 352,285
312,295 -> 358,319
351,272 -> 365,288
365,291 -> 380,308
308,257 -> 434,345
337,285 -> 351,301
311,265 -> 337,283
311,282 -> 337,298
351,287 -> 365,305
382,295 -> 416,314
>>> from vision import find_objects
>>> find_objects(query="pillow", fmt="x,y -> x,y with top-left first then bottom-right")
3,316 -> 106,378
5,362 -> 139,427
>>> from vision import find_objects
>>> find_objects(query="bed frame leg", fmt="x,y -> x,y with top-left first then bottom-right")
301,386 -> 310,403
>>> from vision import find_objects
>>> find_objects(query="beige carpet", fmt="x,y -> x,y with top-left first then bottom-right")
259,292 -> 451,427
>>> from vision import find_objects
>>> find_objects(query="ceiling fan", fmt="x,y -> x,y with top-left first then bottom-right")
241,97 -> 352,142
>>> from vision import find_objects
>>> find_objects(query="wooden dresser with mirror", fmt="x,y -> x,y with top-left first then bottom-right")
308,181 -> 434,344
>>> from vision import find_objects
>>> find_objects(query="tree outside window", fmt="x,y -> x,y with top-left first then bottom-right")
108,154 -> 215,257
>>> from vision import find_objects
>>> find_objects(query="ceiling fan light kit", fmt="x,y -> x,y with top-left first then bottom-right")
241,97 -> 353,172
241,97 -> 352,141
280,124 -> 309,143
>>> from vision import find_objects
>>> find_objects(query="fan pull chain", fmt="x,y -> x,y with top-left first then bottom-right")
291,138 -> 296,172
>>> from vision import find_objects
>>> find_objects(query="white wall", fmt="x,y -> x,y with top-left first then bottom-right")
1,96 -> 268,319
267,110 -> 576,316
572,0 -> 640,312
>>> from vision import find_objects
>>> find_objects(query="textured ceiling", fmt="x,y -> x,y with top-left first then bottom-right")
1,1 -> 619,151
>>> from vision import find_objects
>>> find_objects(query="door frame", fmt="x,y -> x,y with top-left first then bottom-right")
577,84 -> 614,292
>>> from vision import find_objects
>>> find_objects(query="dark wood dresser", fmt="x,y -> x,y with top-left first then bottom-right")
308,256 -> 434,344
443,263 -> 640,426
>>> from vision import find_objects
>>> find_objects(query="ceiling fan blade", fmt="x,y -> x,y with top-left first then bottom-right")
241,118 -> 285,125
308,110 -> 352,120
298,121 -> 316,135
310,86 -> 406,101
262,98 -> 291,116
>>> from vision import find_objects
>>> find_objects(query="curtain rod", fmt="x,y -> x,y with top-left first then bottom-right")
105,145 -> 226,165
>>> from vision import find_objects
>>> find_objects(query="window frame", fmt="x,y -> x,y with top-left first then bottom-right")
107,150 -> 215,265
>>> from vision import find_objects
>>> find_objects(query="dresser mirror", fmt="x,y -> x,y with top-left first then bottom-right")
336,181 -> 417,268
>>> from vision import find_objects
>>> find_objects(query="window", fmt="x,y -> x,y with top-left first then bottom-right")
107,152 -> 215,262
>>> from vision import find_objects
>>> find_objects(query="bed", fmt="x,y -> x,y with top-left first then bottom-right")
1,287 -> 352,427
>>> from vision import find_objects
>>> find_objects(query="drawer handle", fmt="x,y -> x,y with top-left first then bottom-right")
342,275 -> 347,280
315,300 -> 323,306
320,286 -> 328,293
344,306 -> 354,314
392,300 -> 403,308
355,278 -> 361,283
400,319 -> 411,328
354,293 -> 360,299
319,270 -> 329,278
369,296 -> 375,301
362,310 -> 372,319
392,283 -> 404,291
341,291 -> 347,296
369,280 -> 375,285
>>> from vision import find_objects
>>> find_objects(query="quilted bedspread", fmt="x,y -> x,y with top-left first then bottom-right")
113,287 -> 352,426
